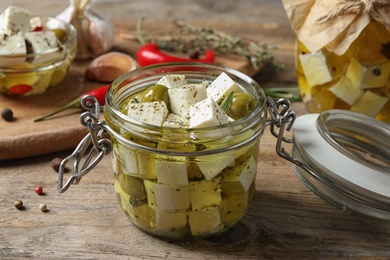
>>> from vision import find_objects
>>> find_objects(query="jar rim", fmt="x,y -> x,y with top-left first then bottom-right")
105,62 -> 267,132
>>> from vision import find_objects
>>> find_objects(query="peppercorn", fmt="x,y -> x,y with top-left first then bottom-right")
1,108 -> 14,121
35,186 -> 44,195
39,203 -> 48,212
14,200 -> 24,210
51,157 -> 69,173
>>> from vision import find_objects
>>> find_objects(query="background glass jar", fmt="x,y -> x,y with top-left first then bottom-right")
296,20 -> 390,123
103,63 -> 268,239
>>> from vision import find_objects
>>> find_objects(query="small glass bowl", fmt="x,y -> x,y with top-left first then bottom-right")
0,16 -> 77,96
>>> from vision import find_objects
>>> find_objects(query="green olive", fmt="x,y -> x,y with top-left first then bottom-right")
226,92 -> 256,120
141,84 -> 170,107
52,28 -> 67,43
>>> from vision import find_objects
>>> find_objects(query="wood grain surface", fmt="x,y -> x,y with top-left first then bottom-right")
2,1 -> 390,259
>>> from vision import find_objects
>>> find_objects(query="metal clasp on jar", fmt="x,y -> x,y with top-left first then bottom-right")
57,95 -> 302,193
58,95 -> 112,193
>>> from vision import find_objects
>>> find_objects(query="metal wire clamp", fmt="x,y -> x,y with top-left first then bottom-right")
58,95 -> 112,193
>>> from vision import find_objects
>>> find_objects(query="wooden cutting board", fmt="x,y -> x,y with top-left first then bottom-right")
0,21 -> 260,161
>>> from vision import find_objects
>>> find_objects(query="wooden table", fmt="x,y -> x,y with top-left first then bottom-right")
1,1 -> 390,259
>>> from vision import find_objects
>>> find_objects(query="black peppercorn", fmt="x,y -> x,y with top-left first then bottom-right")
1,108 -> 14,121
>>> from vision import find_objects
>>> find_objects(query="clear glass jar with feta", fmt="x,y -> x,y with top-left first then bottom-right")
58,63 -> 271,239
105,64 -> 267,239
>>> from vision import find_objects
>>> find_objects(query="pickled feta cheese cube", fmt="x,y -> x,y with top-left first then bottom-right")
189,97 -> 229,128
351,91 -> 389,117
116,143 -> 139,175
127,101 -> 169,126
162,113 -> 189,128
156,160 -> 188,186
206,72 -> 242,102
156,74 -> 188,89
137,152 -> 157,179
168,82 -> 208,117
221,156 -> 257,194
0,34 -> 26,66
221,192 -> 249,226
144,180 -> 190,211
346,57 -> 390,89
196,152 -> 235,181
189,177 -> 222,210
330,76 -> 364,105
24,31 -> 63,64
188,206 -> 222,236
155,210 -> 187,235
0,5 -> 31,35
133,204 -> 155,229
299,51 -> 338,87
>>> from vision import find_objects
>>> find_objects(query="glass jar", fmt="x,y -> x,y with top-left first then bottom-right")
60,63 -> 270,239
290,109 -> 390,222
296,20 -> 390,123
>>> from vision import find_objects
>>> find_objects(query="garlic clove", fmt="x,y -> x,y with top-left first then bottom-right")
85,51 -> 138,82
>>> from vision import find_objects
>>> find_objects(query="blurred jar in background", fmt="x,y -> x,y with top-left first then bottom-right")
284,0 -> 390,123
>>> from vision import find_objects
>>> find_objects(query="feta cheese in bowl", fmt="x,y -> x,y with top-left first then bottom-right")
0,6 -> 77,95
101,63 -> 267,239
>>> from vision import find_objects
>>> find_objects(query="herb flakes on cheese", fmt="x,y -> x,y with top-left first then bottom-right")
168,82 -> 208,117
0,5 -> 31,35
156,74 -> 188,89
127,101 -> 169,126
206,72 -> 242,102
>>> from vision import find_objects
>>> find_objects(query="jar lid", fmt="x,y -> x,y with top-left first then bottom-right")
292,109 -> 390,222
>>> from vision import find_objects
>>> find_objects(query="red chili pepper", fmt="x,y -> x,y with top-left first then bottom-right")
32,26 -> 44,32
9,84 -> 33,95
136,43 -> 215,67
33,84 -> 110,122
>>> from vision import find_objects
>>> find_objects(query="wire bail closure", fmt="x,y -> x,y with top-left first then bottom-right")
58,95 -> 112,193
265,96 -> 324,178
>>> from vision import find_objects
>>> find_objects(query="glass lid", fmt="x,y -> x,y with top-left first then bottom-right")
291,109 -> 390,222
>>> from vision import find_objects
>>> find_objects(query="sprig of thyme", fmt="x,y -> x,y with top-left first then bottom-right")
136,17 -> 283,70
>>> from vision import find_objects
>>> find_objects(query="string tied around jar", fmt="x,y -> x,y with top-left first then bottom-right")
317,0 -> 390,29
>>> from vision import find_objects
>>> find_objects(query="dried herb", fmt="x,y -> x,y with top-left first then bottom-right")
136,17 -> 283,70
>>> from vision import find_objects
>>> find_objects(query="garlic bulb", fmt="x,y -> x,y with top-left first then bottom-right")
85,52 -> 138,82
57,0 -> 115,59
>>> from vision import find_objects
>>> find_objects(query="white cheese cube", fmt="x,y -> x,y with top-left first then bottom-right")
351,91 -> 389,117
330,76 -> 364,105
0,34 -> 26,66
189,97 -> 229,128
188,206 -> 222,236
162,113 -> 189,128
127,101 -> 169,126
206,72 -> 242,102
196,152 -> 235,181
221,156 -> 257,194
299,51 -> 334,87
156,74 -> 188,89
116,143 -> 139,175
168,82 -> 208,117
24,31 -> 63,64
155,210 -> 187,236
144,180 -> 190,211
137,152 -> 157,179
0,5 -> 31,35
189,177 -> 222,210
346,57 -> 390,89
156,160 -> 188,186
